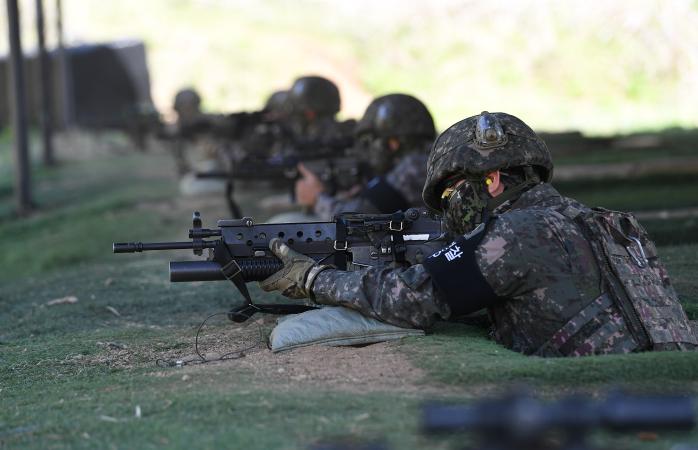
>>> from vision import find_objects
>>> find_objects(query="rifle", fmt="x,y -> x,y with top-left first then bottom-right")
422,389 -> 696,450
197,136 -> 364,217
113,208 -> 446,322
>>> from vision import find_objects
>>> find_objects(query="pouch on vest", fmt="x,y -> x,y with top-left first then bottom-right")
559,205 -> 697,350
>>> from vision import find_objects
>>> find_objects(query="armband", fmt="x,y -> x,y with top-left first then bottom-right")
422,225 -> 502,316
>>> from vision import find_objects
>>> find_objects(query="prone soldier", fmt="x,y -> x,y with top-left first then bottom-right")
285,75 -> 355,143
169,87 -> 226,175
296,93 -> 436,220
257,111 -> 698,357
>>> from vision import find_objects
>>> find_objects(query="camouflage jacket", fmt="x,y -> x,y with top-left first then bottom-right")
314,150 -> 428,221
311,183 -> 674,356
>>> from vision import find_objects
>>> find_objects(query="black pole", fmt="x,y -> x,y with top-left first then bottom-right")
55,0 -> 72,128
36,0 -> 55,166
6,0 -> 33,215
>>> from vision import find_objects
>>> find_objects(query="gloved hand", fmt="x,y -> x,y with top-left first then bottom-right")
259,238 -> 332,299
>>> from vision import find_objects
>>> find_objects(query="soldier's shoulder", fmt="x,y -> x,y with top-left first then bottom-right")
393,152 -> 428,171
492,205 -> 552,234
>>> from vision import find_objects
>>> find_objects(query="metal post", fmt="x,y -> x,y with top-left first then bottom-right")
6,0 -> 33,215
55,0 -> 72,128
36,0 -> 55,166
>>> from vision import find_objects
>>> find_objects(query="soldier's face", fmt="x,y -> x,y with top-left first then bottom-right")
356,133 -> 393,174
441,177 -> 488,235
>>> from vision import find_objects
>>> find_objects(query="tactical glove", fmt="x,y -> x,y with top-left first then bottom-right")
260,238 -> 333,299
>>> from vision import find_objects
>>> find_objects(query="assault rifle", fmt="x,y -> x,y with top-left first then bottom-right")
113,208 -> 446,322
422,390 -> 696,450
197,135 -> 363,217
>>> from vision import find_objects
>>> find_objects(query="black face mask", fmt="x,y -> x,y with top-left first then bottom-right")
356,134 -> 394,174
442,178 -> 489,235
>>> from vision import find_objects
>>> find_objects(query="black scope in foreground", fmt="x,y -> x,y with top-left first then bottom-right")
422,392 -> 695,440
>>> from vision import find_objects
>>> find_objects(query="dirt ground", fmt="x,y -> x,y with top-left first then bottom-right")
86,312 -> 431,394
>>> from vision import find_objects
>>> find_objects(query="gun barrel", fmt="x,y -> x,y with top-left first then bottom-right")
602,396 -> 695,431
170,258 -> 284,282
170,261 -> 226,281
194,171 -> 235,179
113,241 -> 216,253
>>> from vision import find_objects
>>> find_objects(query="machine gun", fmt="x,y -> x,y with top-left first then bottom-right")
196,135 -> 362,217
422,390 -> 696,450
113,208 -> 446,322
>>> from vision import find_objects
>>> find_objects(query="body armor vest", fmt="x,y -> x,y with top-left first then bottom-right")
546,205 -> 697,354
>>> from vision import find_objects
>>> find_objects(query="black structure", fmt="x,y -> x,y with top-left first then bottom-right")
5,0 -> 33,215
1,40 -> 157,132
36,0 -> 55,166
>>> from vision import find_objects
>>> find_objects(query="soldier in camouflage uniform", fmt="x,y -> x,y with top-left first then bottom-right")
258,111 -> 697,357
285,75 -> 355,143
297,94 -> 436,220
266,76 -> 357,222
170,87 -> 223,175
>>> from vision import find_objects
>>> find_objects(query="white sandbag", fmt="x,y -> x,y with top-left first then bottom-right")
269,306 -> 425,353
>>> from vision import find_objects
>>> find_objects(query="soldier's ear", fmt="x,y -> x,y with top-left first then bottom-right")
486,171 -> 503,196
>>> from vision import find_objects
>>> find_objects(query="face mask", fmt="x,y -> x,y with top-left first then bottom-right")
442,179 -> 489,235
356,134 -> 393,174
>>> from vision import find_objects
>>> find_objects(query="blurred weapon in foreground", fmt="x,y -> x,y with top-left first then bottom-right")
422,389 -> 696,450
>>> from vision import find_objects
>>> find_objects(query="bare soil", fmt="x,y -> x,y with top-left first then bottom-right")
85,313 -> 433,394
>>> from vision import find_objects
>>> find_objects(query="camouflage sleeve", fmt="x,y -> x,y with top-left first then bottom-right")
310,265 -> 451,329
384,153 -> 428,206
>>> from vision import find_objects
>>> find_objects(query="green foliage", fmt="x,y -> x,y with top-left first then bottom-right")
16,0 -> 694,134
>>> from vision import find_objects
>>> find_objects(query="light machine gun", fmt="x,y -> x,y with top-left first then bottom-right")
113,208 -> 446,322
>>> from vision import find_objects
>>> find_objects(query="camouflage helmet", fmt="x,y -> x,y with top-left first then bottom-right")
288,76 -> 340,115
355,94 -> 436,140
422,111 -> 553,211
173,88 -> 201,113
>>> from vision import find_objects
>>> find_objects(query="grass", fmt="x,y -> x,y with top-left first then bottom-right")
2,135 -> 698,449
1,325 -> 425,449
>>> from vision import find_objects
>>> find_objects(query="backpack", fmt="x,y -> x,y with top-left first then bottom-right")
559,205 -> 697,351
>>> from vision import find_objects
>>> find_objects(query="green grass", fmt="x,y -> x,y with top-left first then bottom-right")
0,151 -> 178,280
1,336 -> 424,450
3,138 -> 698,449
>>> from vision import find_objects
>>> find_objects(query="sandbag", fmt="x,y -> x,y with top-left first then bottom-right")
269,306 -> 424,353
